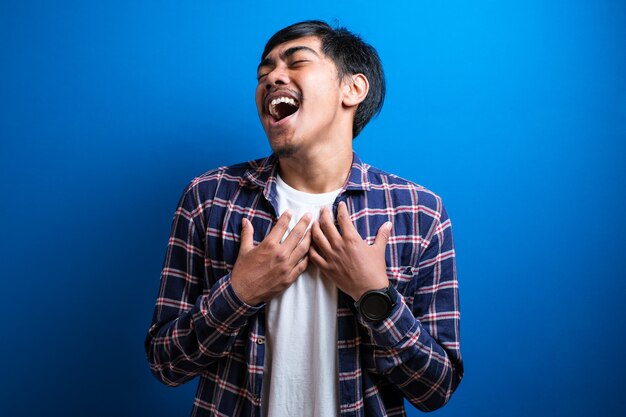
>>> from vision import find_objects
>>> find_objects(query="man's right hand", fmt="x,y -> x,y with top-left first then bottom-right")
230,210 -> 312,306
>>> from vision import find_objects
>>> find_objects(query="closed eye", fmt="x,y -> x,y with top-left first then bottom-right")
256,66 -> 271,81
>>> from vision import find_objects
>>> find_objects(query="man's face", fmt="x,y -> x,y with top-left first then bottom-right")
256,36 -> 348,158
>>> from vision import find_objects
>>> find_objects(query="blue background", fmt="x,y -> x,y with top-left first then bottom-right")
1,1 -> 625,416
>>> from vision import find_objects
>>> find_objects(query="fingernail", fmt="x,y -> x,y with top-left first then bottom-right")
386,222 -> 393,230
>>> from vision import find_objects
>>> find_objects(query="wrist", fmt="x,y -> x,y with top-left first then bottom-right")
230,273 -> 257,306
352,277 -> 389,301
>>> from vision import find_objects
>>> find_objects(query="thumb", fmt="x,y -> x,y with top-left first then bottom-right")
239,218 -> 254,254
374,221 -> 392,248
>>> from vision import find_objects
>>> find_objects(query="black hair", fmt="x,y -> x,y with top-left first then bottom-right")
261,20 -> 385,138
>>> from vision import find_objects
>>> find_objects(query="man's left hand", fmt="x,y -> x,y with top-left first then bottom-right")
309,201 -> 392,301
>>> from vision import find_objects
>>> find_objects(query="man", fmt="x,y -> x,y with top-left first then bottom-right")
145,20 -> 463,417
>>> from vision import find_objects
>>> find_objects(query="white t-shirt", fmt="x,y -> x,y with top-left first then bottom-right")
261,174 -> 342,417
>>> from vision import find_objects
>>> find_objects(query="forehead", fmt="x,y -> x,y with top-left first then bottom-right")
261,35 -> 324,61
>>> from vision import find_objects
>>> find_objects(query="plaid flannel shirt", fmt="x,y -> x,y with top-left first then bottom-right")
145,152 -> 463,416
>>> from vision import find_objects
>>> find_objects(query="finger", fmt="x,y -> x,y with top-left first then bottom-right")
289,255 -> 309,281
308,243 -> 329,270
318,206 -> 342,245
373,221 -> 393,248
239,218 -> 254,254
336,201 -> 359,239
266,209 -> 293,242
282,213 -> 312,250
290,229 -> 312,261
310,220 -> 332,256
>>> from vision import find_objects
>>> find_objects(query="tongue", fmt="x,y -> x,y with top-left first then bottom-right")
275,102 -> 299,120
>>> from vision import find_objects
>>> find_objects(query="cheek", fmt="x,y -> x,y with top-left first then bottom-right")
255,87 -> 265,113
307,88 -> 341,112
312,76 -> 342,101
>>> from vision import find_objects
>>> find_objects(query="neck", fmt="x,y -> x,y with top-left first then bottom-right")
277,143 -> 353,194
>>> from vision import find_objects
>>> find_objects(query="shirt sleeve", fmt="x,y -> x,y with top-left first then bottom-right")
144,182 -> 262,386
356,203 -> 463,411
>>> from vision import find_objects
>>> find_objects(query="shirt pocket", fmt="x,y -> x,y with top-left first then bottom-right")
386,263 -> 417,308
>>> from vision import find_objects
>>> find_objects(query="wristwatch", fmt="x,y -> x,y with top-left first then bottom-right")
354,286 -> 396,322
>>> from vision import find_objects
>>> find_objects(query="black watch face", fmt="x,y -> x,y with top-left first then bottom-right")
362,293 -> 391,320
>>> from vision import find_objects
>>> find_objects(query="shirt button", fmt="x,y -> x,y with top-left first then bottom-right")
256,337 -> 265,345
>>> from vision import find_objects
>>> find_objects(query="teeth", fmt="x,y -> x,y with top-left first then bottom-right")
268,96 -> 298,119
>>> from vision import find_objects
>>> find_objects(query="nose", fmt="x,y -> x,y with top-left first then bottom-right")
265,65 -> 288,90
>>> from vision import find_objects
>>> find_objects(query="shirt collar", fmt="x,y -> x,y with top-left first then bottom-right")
243,151 -> 371,200
343,152 -> 372,192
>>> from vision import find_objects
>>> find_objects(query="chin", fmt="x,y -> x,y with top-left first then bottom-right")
272,143 -> 299,158
267,130 -> 301,158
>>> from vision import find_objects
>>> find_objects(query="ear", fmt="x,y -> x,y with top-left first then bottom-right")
342,73 -> 369,108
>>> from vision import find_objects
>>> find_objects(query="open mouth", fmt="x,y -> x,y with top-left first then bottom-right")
268,96 -> 300,121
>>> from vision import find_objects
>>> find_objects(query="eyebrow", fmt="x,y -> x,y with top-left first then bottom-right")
257,46 -> 320,72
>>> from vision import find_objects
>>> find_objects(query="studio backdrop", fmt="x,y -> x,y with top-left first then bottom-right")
1,1 -> 625,416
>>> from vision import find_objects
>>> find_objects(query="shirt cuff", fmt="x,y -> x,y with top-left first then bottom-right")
200,273 -> 264,332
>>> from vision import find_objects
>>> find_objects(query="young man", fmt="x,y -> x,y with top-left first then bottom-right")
145,20 -> 463,417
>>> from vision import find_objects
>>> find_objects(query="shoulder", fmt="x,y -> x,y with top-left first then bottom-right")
363,163 -> 444,217
179,156 -> 271,207
361,163 -> 452,245
187,157 -> 270,192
